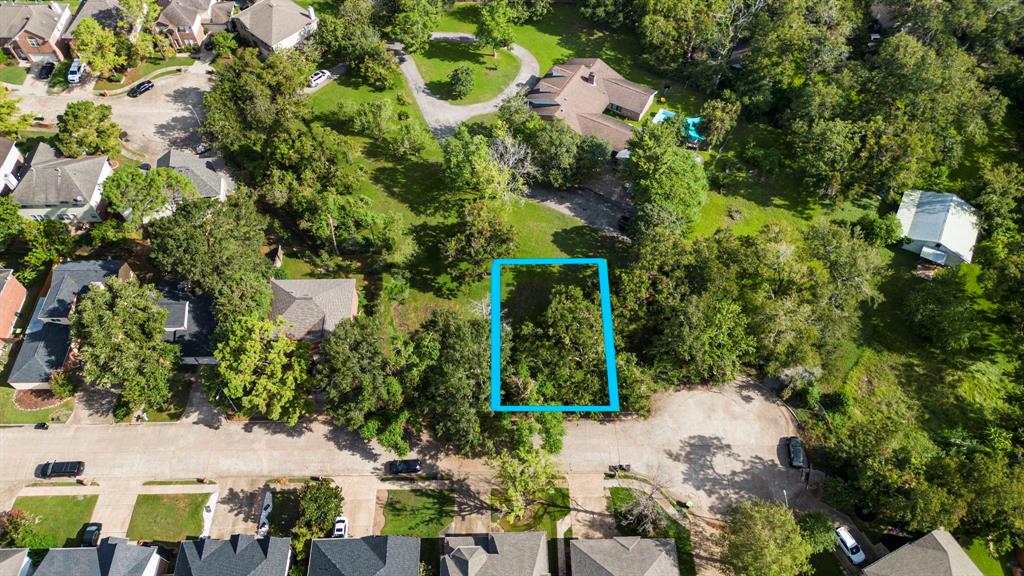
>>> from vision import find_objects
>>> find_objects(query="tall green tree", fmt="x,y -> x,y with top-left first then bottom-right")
292,479 -> 344,560
55,101 -> 122,158
72,18 -> 126,77
212,314 -> 312,425
443,201 -> 517,284
490,447 -> 558,521
148,192 -> 273,321
0,196 -> 22,253
72,278 -> 180,412
0,87 -> 31,138
102,166 -> 196,227
652,292 -> 752,384
17,220 -> 74,284
389,0 -> 440,54
724,499 -> 813,576
699,91 -> 740,152
477,0 -> 515,57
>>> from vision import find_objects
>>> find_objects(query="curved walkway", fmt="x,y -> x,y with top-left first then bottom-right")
393,32 -> 540,135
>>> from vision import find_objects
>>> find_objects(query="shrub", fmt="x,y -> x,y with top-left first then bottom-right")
856,212 -> 904,246
49,370 -> 76,398
798,511 -> 836,554
449,65 -> 475,99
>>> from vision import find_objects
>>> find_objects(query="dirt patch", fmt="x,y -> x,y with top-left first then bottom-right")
14,390 -> 66,410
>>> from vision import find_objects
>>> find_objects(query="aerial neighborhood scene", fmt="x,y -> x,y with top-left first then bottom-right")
0,0 -> 1022,574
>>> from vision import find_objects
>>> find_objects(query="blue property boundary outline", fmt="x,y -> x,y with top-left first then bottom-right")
489,258 -> 620,412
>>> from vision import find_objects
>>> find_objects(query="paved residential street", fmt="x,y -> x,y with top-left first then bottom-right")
6,62 -> 212,162
394,32 -> 540,135
0,382 -> 801,526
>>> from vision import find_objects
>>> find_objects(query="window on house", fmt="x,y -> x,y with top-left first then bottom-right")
27,37 -> 40,47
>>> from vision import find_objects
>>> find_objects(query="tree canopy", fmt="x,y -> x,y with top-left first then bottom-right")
55,101 -> 122,158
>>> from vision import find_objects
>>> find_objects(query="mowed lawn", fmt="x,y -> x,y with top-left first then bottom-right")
380,490 -> 455,538
0,386 -> 74,424
495,486 -> 571,538
412,40 -> 519,104
0,64 -> 28,85
126,493 -> 208,544
13,495 -> 98,548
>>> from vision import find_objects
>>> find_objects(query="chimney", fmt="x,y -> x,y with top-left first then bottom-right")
585,71 -> 596,84
49,1 -> 60,13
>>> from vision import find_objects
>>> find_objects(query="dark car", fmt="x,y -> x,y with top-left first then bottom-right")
127,80 -> 154,98
38,62 -> 56,80
787,436 -> 806,468
81,523 -> 102,546
40,461 -> 85,478
386,459 -> 423,474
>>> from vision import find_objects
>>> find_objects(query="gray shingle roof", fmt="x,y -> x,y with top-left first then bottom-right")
158,285 -> 215,359
7,321 -> 71,385
39,260 -> 128,321
232,0 -> 314,48
0,3 -> 69,41
175,535 -> 292,576
307,536 -> 420,576
570,538 -> 679,576
12,143 -> 109,207
35,539 -> 161,576
441,533 -> 548,576
62,0 -> 123,39
0,548 -> 30,576
864,530 -> 983,576
156,149 -> 234,200
270,279 -> 357,341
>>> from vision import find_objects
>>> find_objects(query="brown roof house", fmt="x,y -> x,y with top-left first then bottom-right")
156,0 -> 233,50
570,537 -> 679,576
270,279 -> 357,343
0,2 -> 72,64
0,270 -> 27,340
863,530 -> 983,576
526,58 -> 657,151
231,0 -> 317,56
0,137 -> 24,194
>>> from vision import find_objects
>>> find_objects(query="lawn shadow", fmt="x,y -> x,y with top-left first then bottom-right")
369,157 -> 453,217
549,225 -> 627,262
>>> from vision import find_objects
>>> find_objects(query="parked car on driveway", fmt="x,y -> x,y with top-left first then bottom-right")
386,459 -> 422,474
67,59 -> 84,84
38,62 -> 56,80
332,516 -> 348,538
127,80 -> 154,97
835,526 -> 866,565
308,70 -> 330,88
81,523 -> 102,546
787,436 -> 806,468
40,460 -> 85,478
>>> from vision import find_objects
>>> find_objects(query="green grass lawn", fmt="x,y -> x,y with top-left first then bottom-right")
494,486 -> 570,538
94,56 -> 194,91
607,487 -> 695,576
144,374 -> 193,422
0,64 -> 28,85
381,490 -> 455,537
809,551 -> 845,576
412,40 -> 519,104
126,493 -> 208,544
0,386 -> 74,424
12,495 -> 98,548
965,539 -> 1013,576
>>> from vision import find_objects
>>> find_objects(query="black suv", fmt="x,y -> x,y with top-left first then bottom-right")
38,62 -> 56,80
127,80 -> 154,98
386,459 -> 423,474
40,461 -> 85,478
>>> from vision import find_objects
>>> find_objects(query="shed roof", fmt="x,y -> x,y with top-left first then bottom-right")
896,190 -> 979,263
863,530 -> 983,576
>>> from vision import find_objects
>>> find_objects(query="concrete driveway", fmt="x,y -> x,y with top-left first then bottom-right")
7,63 -> 211,162
0,382 -> 799,521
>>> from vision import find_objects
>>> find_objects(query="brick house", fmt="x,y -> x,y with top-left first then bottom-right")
0,2 -> 72,64
0,270 -> 27,340
156,0 -> 233,51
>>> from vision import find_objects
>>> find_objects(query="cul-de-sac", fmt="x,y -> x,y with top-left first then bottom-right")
0,0 -> 1021,574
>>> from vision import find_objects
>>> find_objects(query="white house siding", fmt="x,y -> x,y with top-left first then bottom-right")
16,160 -> 110,224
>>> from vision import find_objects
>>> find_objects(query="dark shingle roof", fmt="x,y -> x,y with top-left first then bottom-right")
7,321 -> 71,385
270,279 -> 357,341
175,535 -> 292,576
156,149 -> 234,200
35,539 -> 160,576
12,143 -> 109,208
864,530 -> 983,576
307,536 -> 420,576
158,285 -> 215,359
62,0 -> 123,39
441,533 -> 548,576
39,260 -> 127,321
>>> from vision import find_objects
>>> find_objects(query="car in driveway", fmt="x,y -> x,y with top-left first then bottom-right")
332,516 -> 348,538
308,70 -> 331,88
127,80 -> 154,97
787,436 -> 806,468
67,59 -> 84,84
38,62 -> 56,80
386,459 -> 422,474
835,526 -> 866,565
40,460 -> 85,478
81,523 -> 102,546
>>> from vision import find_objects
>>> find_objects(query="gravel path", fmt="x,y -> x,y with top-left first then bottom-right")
393,32 -> 540,135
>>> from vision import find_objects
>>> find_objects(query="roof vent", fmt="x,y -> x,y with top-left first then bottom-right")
584,71 -> 596,84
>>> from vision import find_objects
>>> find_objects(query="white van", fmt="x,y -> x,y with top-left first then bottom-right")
835,525 -> 866,565
67,59 -> 84,84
